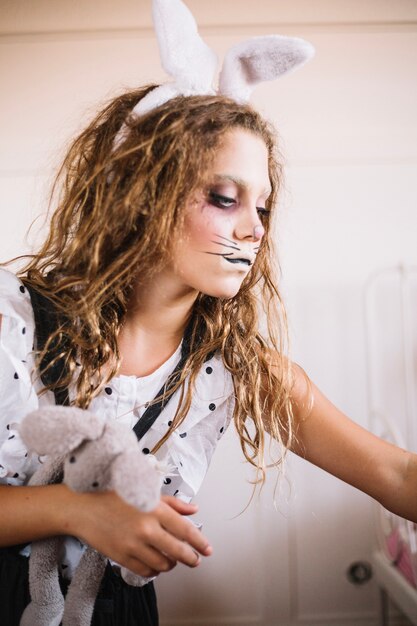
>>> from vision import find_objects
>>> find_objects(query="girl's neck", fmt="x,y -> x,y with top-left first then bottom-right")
117,270 -> 198,377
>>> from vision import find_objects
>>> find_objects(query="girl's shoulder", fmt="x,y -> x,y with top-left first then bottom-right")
0,267 -> 37,372
0,268 -> 34,325
0,266 -> 24,290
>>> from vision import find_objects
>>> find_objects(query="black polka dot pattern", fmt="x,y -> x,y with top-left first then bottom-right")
0,327 -> 232,508
19,285 -> 26,294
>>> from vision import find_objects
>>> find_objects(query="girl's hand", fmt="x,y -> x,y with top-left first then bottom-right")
71,490 -> 212,578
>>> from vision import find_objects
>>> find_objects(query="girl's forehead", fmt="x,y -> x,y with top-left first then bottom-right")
208,129 -> 271,192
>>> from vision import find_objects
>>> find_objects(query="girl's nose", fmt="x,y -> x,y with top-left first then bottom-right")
234,208 -> 265,242
253,225 -> 265,241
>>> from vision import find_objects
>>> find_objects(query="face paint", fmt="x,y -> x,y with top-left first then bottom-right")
253,225 -> 265,241
169,128 -> 271,299
205,232 -> 256,267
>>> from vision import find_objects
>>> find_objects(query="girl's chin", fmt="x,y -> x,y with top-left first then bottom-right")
198,282 -> 244,299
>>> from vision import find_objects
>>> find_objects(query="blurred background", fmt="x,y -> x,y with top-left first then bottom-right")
1,1 -> 417,624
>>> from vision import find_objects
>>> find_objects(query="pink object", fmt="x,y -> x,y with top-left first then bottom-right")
253,225 -> 264,240
386,527 -> 417,588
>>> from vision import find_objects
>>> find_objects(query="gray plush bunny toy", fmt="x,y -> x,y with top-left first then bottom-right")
18,405 -> 162,626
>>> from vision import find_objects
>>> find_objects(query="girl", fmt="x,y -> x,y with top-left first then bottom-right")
0,10 -> 416,626
1,86 -> 416,626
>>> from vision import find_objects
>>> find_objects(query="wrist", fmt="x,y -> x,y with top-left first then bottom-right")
54,485 -> 94,540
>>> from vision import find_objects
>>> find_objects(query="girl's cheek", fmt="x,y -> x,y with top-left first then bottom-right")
203,204 -> 234,228
186,204 -> 234,244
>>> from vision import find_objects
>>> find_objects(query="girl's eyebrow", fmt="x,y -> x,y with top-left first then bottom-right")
213,173 -> 272,197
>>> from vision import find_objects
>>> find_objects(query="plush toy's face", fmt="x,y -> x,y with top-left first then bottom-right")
63,439 -> 114,492
19,407 -> 161,517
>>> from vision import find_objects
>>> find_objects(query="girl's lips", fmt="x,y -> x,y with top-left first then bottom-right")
224,257 -> 252,266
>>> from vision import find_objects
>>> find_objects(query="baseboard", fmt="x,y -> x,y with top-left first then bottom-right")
160,617 -> 410,626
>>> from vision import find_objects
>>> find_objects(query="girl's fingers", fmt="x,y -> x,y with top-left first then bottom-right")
148,525 -> 202,567
122,523 -> 201,574
156,501 -> 213,557
161,494 -> 198,514
125,544 -> 176,577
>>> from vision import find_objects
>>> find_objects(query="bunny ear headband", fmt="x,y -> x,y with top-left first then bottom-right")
114,0 -> 315,149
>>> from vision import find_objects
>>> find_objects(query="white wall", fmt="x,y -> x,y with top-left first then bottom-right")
1,2 -> 416,624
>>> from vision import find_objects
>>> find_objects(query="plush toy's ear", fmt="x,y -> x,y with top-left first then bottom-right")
111,449 -> 162,512
19,406 -> 106,457
219,35 -> 315,103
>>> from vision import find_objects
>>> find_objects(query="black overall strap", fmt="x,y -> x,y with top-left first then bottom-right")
133,319 -> 214,441
133,332 -> 193,440
24,283 -> 70,406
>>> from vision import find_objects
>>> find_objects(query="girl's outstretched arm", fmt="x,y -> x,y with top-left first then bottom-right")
0,484 -> 212,577
268,362 -> 417,522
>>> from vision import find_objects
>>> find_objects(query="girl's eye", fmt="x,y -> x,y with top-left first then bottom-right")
209,192 -> 236,208
257,207 -> 270,217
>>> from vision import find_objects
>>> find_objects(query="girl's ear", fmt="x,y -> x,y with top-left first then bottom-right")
219,35 -> 315,103
19,406 -> 105,457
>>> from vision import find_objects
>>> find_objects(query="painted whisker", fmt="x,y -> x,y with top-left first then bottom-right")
205,235 -> 255,267
204,251 -> 234,257
210,240 -> 240,251
213,233 -> 239,246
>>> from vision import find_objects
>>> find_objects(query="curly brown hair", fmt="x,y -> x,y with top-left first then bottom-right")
12,86 -> 294,481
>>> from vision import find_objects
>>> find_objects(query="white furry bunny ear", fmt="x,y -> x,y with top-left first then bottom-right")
219,35 -> 315,103
135,0 -> 218,115
152,0 -> 217,89
113,0 -> 218,148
